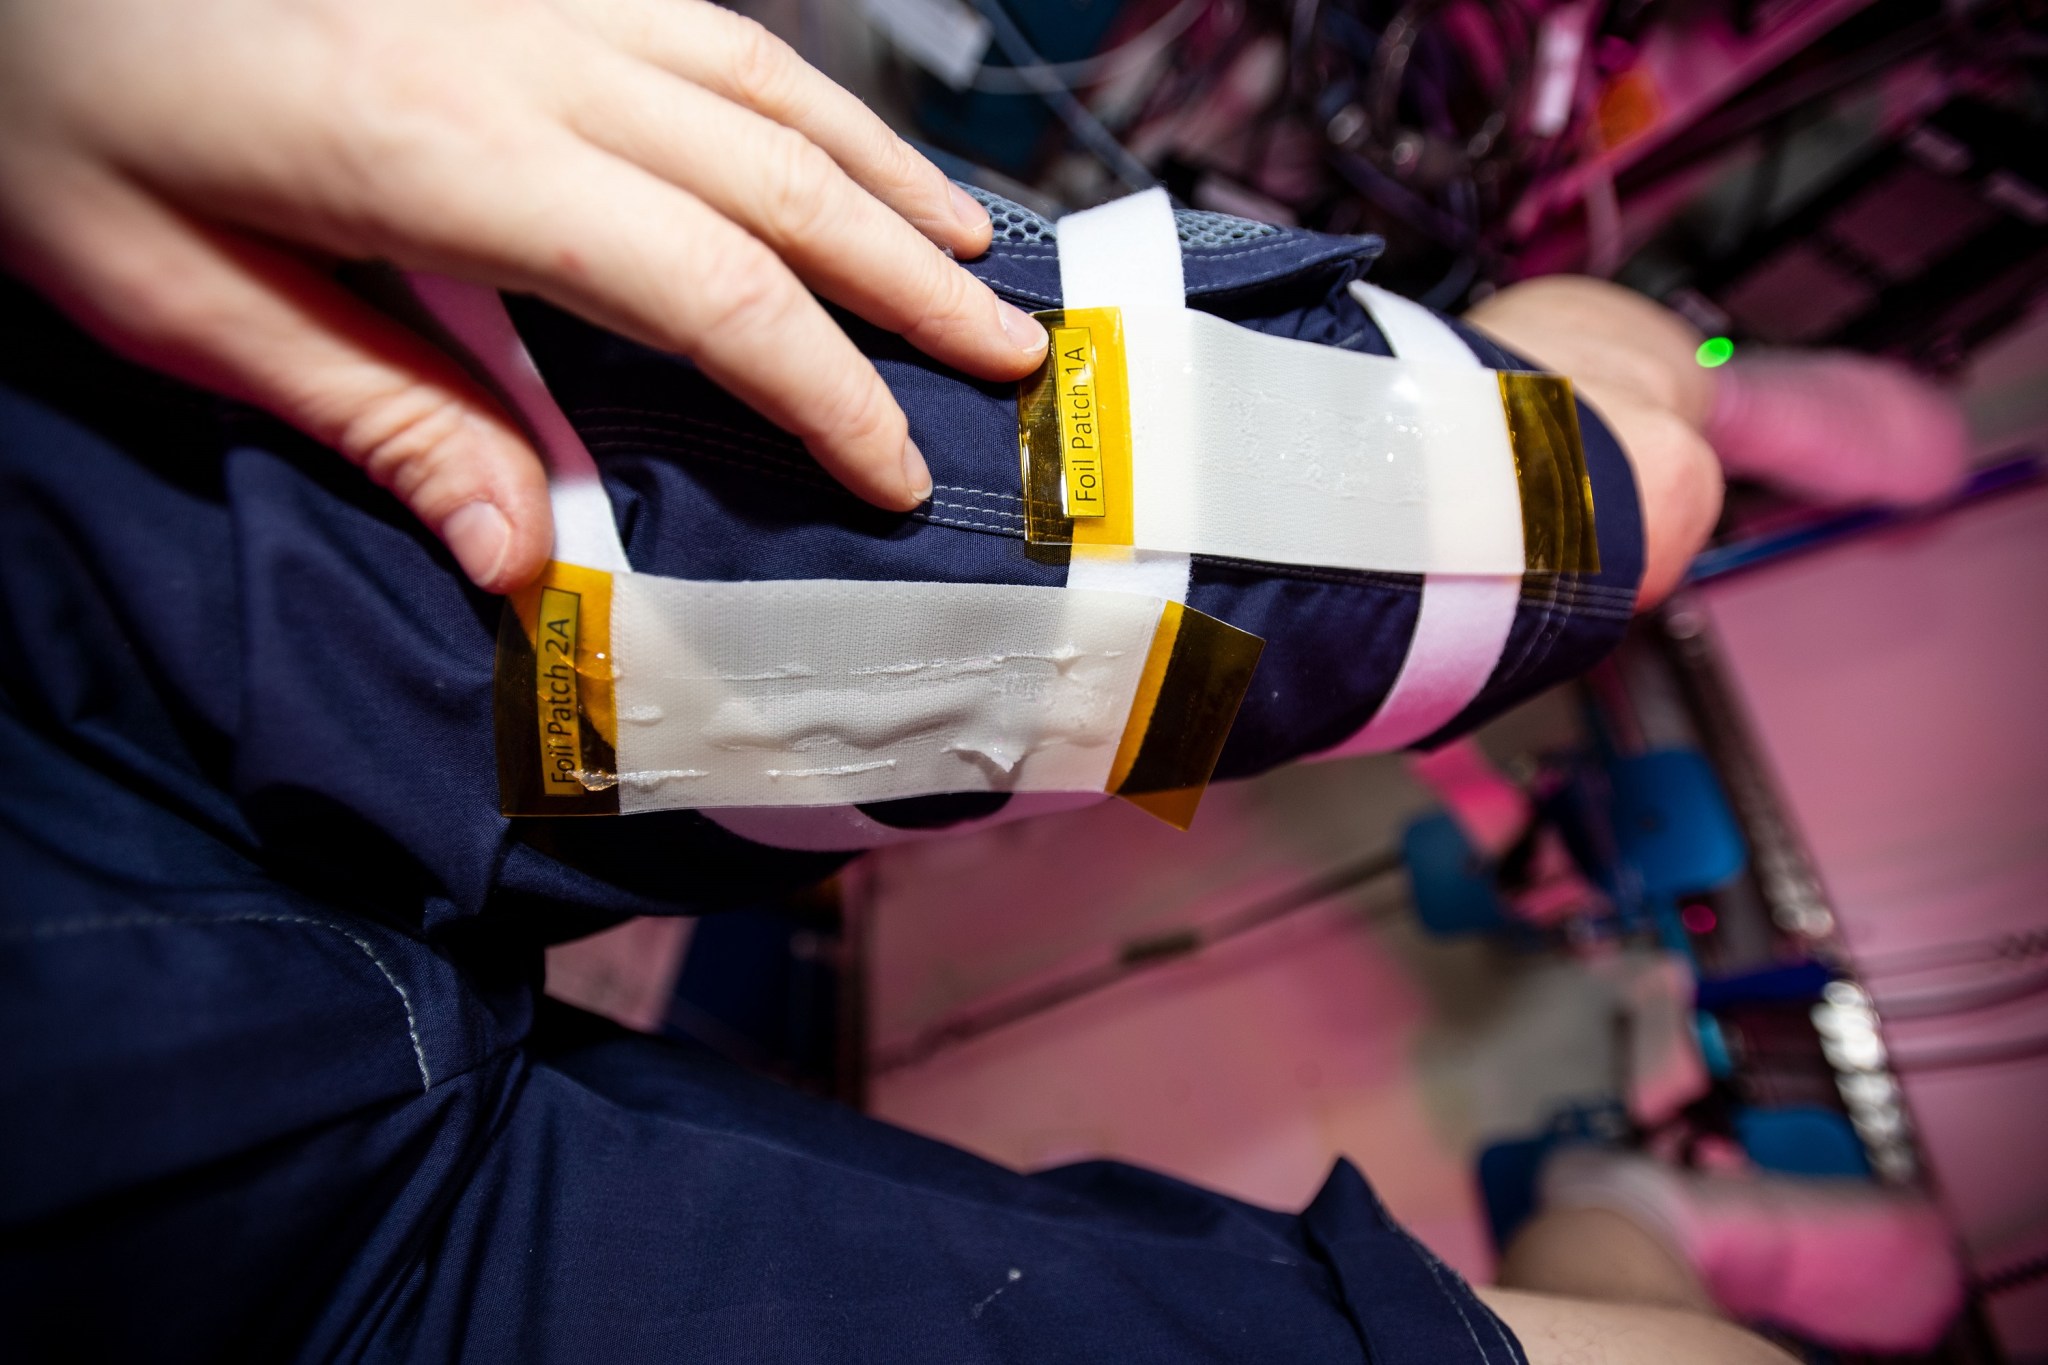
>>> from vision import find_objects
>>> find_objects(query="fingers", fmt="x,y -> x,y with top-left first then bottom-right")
563,50 -> 1046,382
8,172 -> 553,592
439,129 -> 931,509
561,0 -> 993,259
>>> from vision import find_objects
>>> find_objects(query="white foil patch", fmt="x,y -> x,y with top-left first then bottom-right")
1120,304 -> 1527,573
610,577 -> 1166,811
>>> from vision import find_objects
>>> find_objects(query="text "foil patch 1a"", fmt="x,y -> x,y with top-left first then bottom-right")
1018,307 -> 1134,548
1054,325 -> 1109,517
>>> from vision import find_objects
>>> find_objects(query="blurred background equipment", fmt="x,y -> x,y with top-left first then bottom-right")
545,2 -> 2048,1358
837,0 -> 2048,331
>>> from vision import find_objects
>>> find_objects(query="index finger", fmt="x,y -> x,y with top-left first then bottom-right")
397,129 -> 932,511
563,0 -> 994,259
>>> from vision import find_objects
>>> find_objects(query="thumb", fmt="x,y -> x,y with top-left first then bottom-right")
12,178 -> 553,592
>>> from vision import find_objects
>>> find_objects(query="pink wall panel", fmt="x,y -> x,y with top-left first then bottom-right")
1700,485 -> 2048,1355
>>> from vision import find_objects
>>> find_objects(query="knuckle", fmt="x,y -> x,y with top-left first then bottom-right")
861,128 -> 930,200
695,240 -> 799,338
884,135 -> 934,191
723,16 -> 800,111
754,129 -> 836,242
336,387 -> 476,508
926,255 -> 984,323
112,264 -> 230,351
810,365 -> 900,448
892,254 -> 981,345
1637,406 -> 1722,512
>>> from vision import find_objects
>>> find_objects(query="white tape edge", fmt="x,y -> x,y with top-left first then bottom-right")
1057,190 -> 1193,605
1310,282 -> 1523,758
404,274 -> 630,573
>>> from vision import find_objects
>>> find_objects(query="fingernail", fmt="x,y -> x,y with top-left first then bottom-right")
444,500 -> 512,589
951,183 -> 990,236
1000,301 -> 1048,357
900,437 -> 933,507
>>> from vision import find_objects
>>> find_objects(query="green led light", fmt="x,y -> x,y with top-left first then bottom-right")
1696,336 -> 1735,368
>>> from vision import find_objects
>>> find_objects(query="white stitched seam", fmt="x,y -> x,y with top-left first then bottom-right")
927,498 -> 1023,523
1508,584 -> 1569,694
1410,1235 -> 1525,1364
919,512 -> 1025,536
1399,1229 -> 1494,1365
8,911 -> 433,1091
1523,582 -> 1636,604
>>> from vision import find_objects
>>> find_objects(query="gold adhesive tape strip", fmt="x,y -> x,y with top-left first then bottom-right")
1017,307 -> 1134,554
1106,600 -> 1183,794
1499,372 -> 1601,575
1107,602 -> 1265,830
496,560 -> 620,816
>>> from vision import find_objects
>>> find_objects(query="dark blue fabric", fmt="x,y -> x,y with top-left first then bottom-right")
510,222 -> 1643,785
0,209 -> 1613,1361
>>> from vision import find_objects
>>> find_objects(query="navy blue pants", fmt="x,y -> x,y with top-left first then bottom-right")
0,199 -> 1635,1361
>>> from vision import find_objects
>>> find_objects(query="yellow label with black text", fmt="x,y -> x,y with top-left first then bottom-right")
1016,307 -> 1134,549
497,559 -> 618,815
534,586 -> 584,797
1054,327 -> 1107,518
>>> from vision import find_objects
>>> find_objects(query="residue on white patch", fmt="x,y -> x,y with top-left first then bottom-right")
620,768 -> 708,790
721,665 -> 818,682
944,740 -> 1024,776
763,759 -> 899,780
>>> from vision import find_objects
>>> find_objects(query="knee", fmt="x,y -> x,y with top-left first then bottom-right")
1598,397 -> 1724,609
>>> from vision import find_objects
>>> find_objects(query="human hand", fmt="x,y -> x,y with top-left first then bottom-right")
0,0 -> 1048,591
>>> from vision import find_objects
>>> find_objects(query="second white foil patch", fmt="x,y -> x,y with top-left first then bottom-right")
1125,305 -> 1528,574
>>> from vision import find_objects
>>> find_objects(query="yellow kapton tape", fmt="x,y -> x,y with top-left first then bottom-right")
1498,372 -> 1600,575
1015,306 -> 1600,575
1017,306 -> 1134,557
1106,600 -> 1265,829
496,560 -> 619,816
495,564 -> 1261,830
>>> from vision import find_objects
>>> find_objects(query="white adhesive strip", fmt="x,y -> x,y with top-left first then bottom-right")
1057,189 -> 1193,605
403,272 -> 1182,838
611,578 -> 1166,811
1053,194 -> 1532,575
1122,304 -> 1527,573
1312,283 -> 1524,758
405,274 -> 630,573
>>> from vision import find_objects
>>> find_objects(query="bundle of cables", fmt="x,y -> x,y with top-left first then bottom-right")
863,0 -> 1601,306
